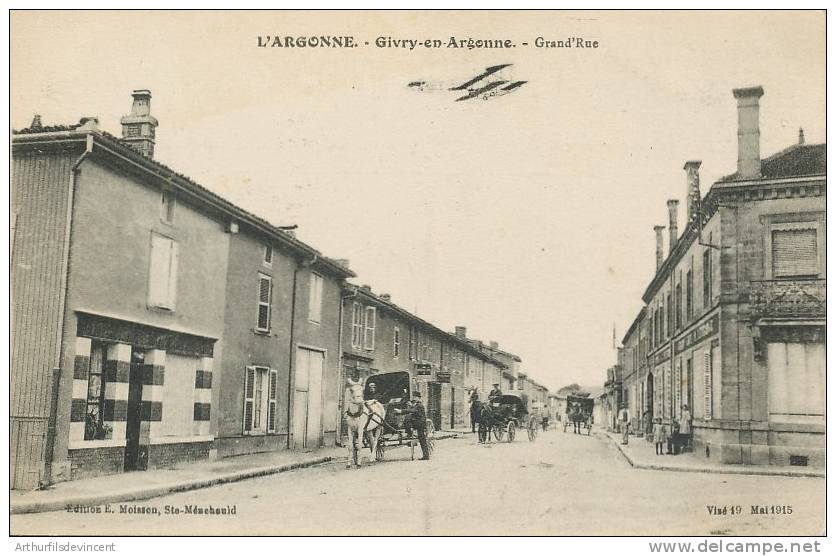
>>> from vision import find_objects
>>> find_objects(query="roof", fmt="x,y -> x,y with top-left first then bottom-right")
642,142 -> 826,303
348,286 -> 509,370
718,143 -> 825,183
621,306 -> 646,345
465,339 -> 522,362
12,122 -> 354,280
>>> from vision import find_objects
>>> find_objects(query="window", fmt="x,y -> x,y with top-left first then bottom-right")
772,228 -> 818,278
263,244 -> 273,266
659,302 -> 665,340
686,270 -> 693,321
393,327 -> 400,358
767,342 -> 825,424
84,342 -> 107,440
308,273 -> 323,323
675,282 -> 683,330
243,366 -> 278,434
160,190 -> 175,224
409,326 -> 417,360
148,233 -> 178,310
703,250 -> 712,309
364,306 -> 376,350
256,274 -> 272,332
351,303 -> 363,349
666,293 -> 672,337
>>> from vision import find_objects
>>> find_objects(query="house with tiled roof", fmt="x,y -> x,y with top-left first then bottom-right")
617,85 -> 825,468
11,90 -> 354,488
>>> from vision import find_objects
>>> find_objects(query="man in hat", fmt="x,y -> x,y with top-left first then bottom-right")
395,391 -> 430,460
488,383 -> 503,403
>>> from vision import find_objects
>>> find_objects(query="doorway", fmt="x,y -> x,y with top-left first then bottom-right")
293,348 -> 324,449
427,382 -> 442,431
124,347 -> 145,471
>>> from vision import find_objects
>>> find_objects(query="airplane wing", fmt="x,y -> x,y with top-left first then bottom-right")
454,80 -> 508,102
449,64 -> 512,91
501,80 -> 527,92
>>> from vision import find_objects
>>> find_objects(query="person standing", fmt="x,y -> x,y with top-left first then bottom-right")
679,404 -> 692,452
469,389 -> 480,433
653,418 -> 665,455
620,407 -> 630,445
396,391 -> 430,460
488,383 -> 503,402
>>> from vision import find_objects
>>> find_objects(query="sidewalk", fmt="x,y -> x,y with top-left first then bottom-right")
12,430 -> 461,516
598,428 -> 824,479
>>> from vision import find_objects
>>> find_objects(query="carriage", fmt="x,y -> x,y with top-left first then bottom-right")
563,392 -> 594,435
362,371 -> 436,461
478,392 -> 538,443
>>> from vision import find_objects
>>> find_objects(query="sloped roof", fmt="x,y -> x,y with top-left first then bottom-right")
718,143 -> 825,182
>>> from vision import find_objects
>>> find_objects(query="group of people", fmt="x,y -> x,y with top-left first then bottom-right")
650,404 -> 692,456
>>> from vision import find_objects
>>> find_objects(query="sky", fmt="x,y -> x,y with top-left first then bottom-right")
10,11 -> 825,391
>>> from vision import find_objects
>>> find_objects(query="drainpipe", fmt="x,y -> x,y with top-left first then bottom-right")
285,259 -> 300,449
42,134 -> 93,487
335,284 -> 358,447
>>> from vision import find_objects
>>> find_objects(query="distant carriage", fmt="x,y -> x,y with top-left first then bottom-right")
563,393 -> 594,435
478,393 -> 538,443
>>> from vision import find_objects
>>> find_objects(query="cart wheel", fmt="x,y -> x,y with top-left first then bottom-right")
376,442 -> 385,461
493,424 -> 504,441
426,420 -> 436,455
478,423 -> 488,443
507,421 -> 516,442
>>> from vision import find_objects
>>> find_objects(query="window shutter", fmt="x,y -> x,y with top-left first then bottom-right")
257,275 -> 271,330
267,369 -> 278,433
149,234 -> 172,307
703,350 -> 712,420
364,307 -> 376,350
167,241 -> 178,310
772,229 -> 818,277
243,366 -> 255,433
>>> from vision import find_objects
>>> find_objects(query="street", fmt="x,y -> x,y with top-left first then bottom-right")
11,429 -> 825,536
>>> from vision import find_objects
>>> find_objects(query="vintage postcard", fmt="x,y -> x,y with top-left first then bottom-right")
8,10 -> 826,539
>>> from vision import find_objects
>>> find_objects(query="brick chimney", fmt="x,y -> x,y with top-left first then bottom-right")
733,86 -> 764,179
380,293 -> 391,302
654,225 -> 665,271
455,326 -> 467,339
684,161 -> 702,223
489,341 -> 499,350
120,89 -> 158,158
334,258 -> 350,269
667,199 -> 679,255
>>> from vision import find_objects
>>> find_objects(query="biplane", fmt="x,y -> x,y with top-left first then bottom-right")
408,64 -> 527,102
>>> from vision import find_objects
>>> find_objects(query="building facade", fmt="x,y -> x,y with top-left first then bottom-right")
11,91 -> 354,488
614,86 -> 825,467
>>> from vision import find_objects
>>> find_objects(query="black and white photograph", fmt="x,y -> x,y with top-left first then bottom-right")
7,9 -> 827,540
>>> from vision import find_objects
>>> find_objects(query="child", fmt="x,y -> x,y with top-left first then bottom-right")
653,417 -> 666,455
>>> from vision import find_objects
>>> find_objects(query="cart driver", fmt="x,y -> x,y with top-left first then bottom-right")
488,383 -> 503,403
394,391 -> 430,460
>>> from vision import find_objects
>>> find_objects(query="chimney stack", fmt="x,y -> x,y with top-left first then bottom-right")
684,160 -> 702,224
334,258 -> 350,269
654,225 -> 665,271
489,341 -> 499,350
733,86 -> 764,179
455,326 -> 467,339
30,114 -> 42,130
667,199 -> 679,255
798,127 -> 805,145
380,293 -> 391,302
120,89 -> 158,158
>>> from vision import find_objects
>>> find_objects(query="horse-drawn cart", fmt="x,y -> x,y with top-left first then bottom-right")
362,371 -> 435,461
563,392 -> 594,435
478,393 -> 538,443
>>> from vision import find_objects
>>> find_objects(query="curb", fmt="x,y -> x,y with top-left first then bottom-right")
11,456 -> 333,515
600,433 -> 824,479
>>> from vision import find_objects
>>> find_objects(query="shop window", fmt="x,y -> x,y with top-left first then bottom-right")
84,342 -> 109,440
767,342 -> 825,424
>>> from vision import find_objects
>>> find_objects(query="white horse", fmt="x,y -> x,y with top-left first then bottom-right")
344,378 -> 386,468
